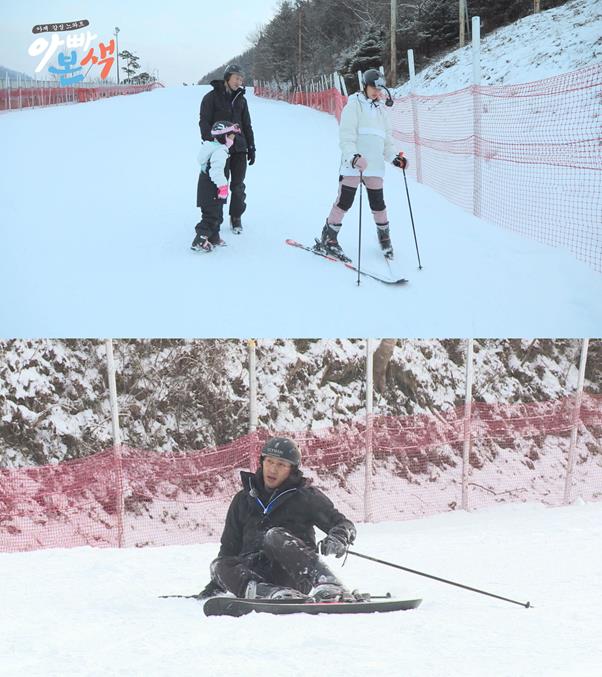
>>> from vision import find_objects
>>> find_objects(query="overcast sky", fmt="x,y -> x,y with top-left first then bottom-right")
1,0 -> 280,85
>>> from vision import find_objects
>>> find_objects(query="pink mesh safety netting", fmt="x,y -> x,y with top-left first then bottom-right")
254,84 -> 347,122
256,65 -> 602,272
1,394 -> 600,553
0,82 -> 164,111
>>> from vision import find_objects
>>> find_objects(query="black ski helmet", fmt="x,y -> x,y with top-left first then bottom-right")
260,437 -> 301,467
362,68 -> 384,88
224,64 -> 244,82
362,68 -> 394,107
211,120 -> 241,144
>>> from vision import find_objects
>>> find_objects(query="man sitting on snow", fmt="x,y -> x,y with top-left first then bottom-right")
201,437 -> 358,602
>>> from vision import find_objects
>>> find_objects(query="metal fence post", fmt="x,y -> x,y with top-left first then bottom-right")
408,49 -> 423,184
105,339 -> 125,547
472,16 -> 482,218
364,338 -> 374,522
462,339 -> 474,510
563,339 -> 590,504
248,339 -> 258,433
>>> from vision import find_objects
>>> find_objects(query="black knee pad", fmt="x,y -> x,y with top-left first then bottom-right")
263,527 -> 289,553
209,557 -> 221,578
337,184 -> 357,211
366,187 -> 386,212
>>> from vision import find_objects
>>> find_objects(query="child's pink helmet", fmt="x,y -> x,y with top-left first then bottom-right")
211,121 -> 241,142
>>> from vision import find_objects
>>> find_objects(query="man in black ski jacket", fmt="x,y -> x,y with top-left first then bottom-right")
202,437 -> 358,602
199,64 -> 255,233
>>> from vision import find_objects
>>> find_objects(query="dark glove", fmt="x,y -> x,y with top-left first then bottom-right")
351,154 -> 368,172
247,147 -> 256,165
392,152 -> 408,170
318,523 -> 356,558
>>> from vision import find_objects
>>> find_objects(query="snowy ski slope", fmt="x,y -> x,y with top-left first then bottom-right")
1,502 -> 600,677
1,85 -> 601,337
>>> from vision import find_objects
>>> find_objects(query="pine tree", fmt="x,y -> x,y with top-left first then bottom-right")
340,24 -> 386,93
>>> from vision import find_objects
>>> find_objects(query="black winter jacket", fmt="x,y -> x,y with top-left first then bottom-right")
217,469 -> 355,557
199,80 -> 255,155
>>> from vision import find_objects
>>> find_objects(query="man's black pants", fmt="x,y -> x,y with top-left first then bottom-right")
210,527 -> 342,597
227,151 -> 247,219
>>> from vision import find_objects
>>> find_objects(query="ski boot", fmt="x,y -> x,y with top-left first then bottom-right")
191,234 -> 213,253
230,216 -> 243,234
245,580 -> 307,601
314,221 -> 350,262
377,223 -> 394,260
210,236 -> 227,247
310,583 -> 356,603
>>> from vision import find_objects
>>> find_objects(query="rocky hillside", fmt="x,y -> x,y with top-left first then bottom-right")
1,339 -> 600,467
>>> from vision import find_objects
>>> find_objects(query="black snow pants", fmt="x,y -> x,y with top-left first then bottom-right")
226,151 -> 247,219
210,527 -> 343,597
195,171 -> 224,243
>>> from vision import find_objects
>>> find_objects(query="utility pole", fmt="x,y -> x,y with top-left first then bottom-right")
390,0 -> 397,85
114,27 -> 120,84
459,0 -> 467,47
298,2 -> 303,85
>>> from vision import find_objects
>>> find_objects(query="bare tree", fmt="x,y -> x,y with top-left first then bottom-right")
373,339 -> 398,394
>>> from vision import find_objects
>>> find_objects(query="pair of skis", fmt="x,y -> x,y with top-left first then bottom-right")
203,595 -> 422,617
286,239 -> 408,286
160,593 -> 422,617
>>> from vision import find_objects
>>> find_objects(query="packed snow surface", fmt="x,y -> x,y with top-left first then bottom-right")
1,0 -> 601,337
0,501 -> 600,677
1,84 -> 602,337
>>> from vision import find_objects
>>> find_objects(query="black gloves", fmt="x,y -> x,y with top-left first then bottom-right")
318,523 -> 356,558
392,152 -> 408,170
247,147 -> 256,165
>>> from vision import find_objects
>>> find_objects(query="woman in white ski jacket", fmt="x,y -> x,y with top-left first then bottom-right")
315,69 -> 407,261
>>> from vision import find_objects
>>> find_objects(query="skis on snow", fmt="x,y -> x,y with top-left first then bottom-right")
285,239 -> 408,286
203,596 -> 422,617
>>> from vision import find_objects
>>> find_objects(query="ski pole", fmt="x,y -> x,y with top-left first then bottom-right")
347,550 -> 531,608
356,172 -> 364,286
402,167 -> 423,270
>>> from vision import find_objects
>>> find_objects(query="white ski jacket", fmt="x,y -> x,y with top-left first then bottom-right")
198,140 -> 229,187
338,92 -> 396,178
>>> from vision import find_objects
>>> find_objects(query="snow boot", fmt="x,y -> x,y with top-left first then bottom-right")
314,221 -> 350,262
377,223 -> 394,260
245,580 -> 307,601
310,583 -> 356,603
230,216 -> 243,234
191,234 -> 213,253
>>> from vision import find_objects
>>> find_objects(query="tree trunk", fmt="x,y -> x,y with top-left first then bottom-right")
373,339 -> 397,393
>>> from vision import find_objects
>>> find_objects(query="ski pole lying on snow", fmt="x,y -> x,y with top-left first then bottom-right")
347,550 -> 531,608
402,167 -> 423,270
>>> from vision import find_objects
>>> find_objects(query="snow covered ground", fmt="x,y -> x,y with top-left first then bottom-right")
1,501 -> 600,677
1,84 -> 601,337
394,0 -> 602,94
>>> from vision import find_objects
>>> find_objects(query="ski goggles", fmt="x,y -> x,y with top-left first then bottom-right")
221,123 -> 241,135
